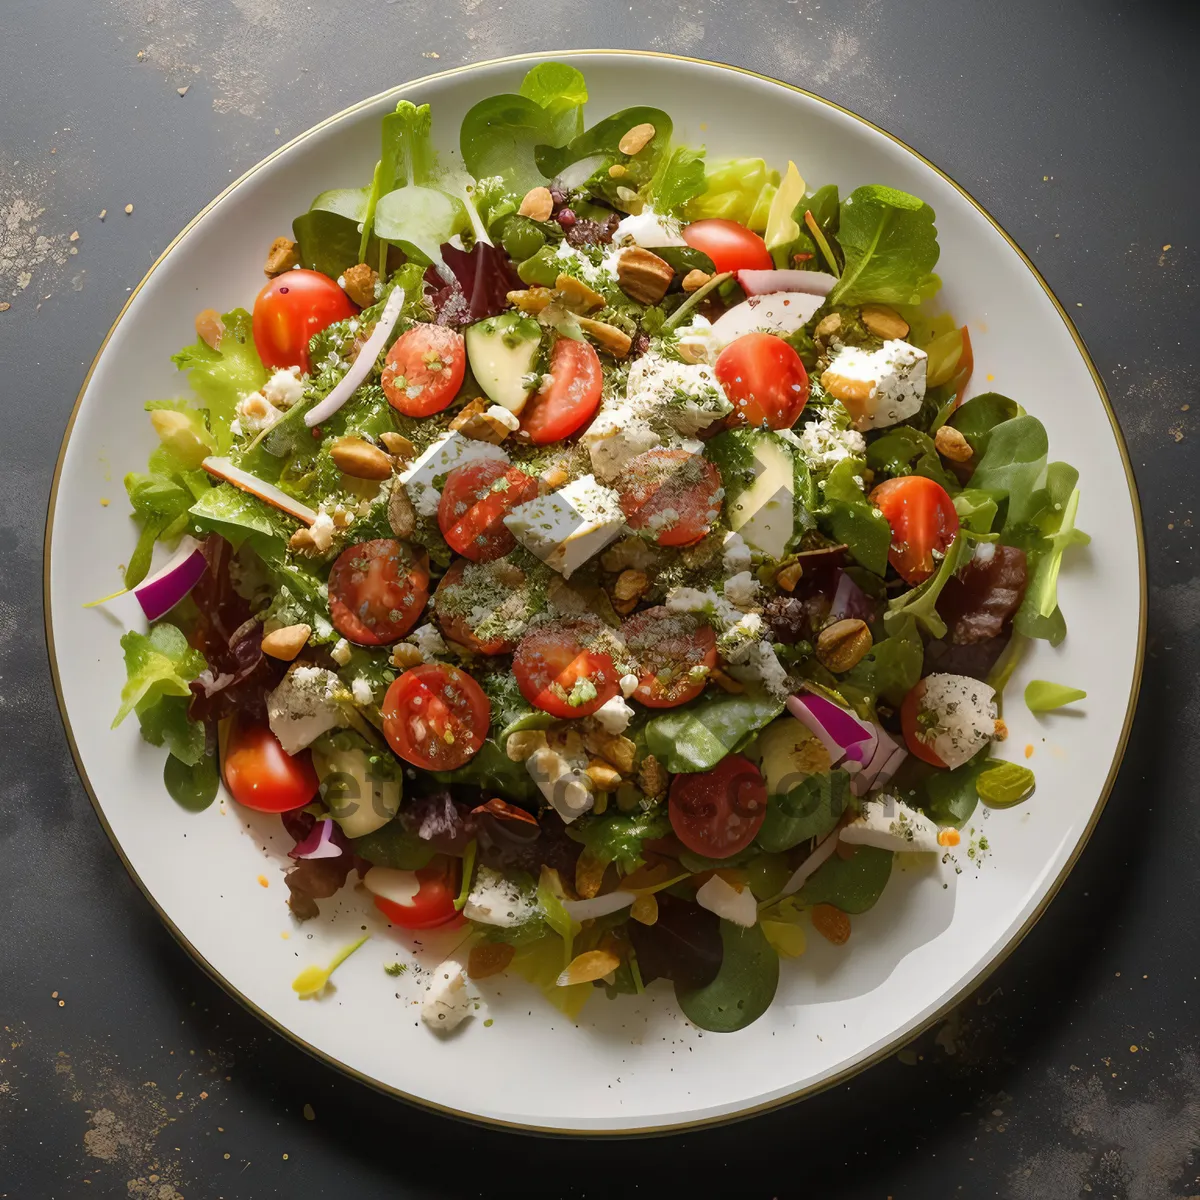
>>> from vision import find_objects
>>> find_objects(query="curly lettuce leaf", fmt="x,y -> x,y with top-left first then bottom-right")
828,185 -> 940,308
684,157 -> 779,231
112,623 -> 207,729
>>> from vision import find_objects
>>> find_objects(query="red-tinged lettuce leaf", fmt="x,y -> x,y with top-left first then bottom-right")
424,241 -> 523,326
923,633 -> 1011,683
284,855 -> 362,921
398,790 -> 476,856
474,807 -> 581,879
628,893 -> 723,991
937,544 -> 1028,644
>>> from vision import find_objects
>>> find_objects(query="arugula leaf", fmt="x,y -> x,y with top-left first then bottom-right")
112,623 -> 206,729
644,144 -> 707,216
840,614 -> 924,709
1024,679 -> 1087,712
566,809 -> 672,873
171,309 -> 266,453
758,770 -> 851,853
819,457 -> 891,575
866,426 -> 956,491
828,185 -> 940,308
970,415 -> 1049,529
884,531 -> 972,639
675,921 -> 779,1033
683,157 -> 780,230
644,689 -> 784,773
792,844 -> 893,913
518,61 -> 588,141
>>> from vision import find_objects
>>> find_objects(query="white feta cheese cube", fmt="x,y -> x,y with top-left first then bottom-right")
406,623 -> 448,663
723,571 -> 761,609
722,530 -> 753,573
330,637 -> 352,666
400,431 -> 509,515
794,414 -> 867,472
503,474 -> 626,578
840,796 -> 944,854
611,207 -> 687,248
463,866 -> 538,927
350,677 -> 373,706
583,404 -> 661,481
695,874 -> 758,927
821,340 -> 928,431
914,673 -> 997,771
266,665 -> 343,754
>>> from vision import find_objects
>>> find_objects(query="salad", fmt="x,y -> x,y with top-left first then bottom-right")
109,62 -> 1089,1036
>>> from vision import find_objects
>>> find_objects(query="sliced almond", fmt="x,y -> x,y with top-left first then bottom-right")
585,758 -> 622,792
518,186 -> 554,222
618,122 -> 656,156
775,561 -> 804,592
710,665 -> 745,694
554,273 -> 606,313
507,287 -> 554,314
261,623 -> 311,661
575,850 -> 607,900
576,316 -> 632,358
630,893 -> 658,926
330,437 -> 393,480
387,480 -> 416,539
194,307 -> 225,349
860,304 -> 910,340
556,949 -> 621,987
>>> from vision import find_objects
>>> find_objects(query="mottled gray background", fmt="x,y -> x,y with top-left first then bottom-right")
2,0 -> 1198,1196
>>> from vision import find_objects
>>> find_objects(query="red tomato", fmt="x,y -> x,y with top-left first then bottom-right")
622,607 -> 717,708
518,337 -> 603,444
432,559 -> 523,655
869,476 -> 960,585
512,619 -> 619,719
617,449 -> 724,547
368,858 -> 461,930
901,679 -> 949,768
668,754 -> 768,859
437,459 -> 538,562
381,324 -> 467,417
252,269 -> 357,373
328,538 -> 430,646
222,722 -> 318,813
681,218 -> 772,274
381,664 -> 491,770
714,332 -> 810,429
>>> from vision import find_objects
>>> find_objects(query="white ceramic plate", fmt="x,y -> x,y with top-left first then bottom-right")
46,52 -> 1144,1134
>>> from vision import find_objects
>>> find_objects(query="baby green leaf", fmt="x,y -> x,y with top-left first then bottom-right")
1024,679 -> 1087,712
976,762 -> 1036,808
675,920 -> 779,1033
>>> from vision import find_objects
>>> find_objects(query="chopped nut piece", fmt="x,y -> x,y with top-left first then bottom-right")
518,186 -> 554,222
331,504 -> 354,530
288,527 -> 318,554
576,316 -> 632,357
613,569 -> 649,604
775,561 -> 804,592
557,949 -> 621,987
261,623 -> 311,661
505,730 -> 549,762
711,666 -> 746,694
194,308 -> 225,350
540,463 -> 571,491
264,236 -> 299,276
813,312 -> 842,343
618,122 -> 656,156
451,396 -> 512,445
342,262 -> 380,308
993,717 -> 1009,742
860,304 -> 910,340
816,618 -> 873,673
934,424 -> 974,463
617,246 -> 674,305
630,893 -> 658,925
387,481 -> 416,539
583,729 -> 637,775
554,273 -> 606,313
330,437 -> 393,480
468,942 -> 515,980
390,643 -> 424,669
608,163 -> 627,178
449,397 -> 489,433
811,903 -> 851,945
681,269 -> 711,293
585,758 -> 623,792
637,754 -> 668,800
379,431 -> 415,462
575,850 -> 607,899
507,287 -> 554,314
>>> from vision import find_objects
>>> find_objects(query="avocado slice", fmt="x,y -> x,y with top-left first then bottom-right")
464,311 -> 542,414
311,735 -> 402,839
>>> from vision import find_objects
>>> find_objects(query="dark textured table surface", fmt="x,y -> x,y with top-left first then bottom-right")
3,1 -> 1197,1196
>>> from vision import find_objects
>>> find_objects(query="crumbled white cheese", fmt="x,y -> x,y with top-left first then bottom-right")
915,674 -> 997,771
619,673 -> 639,698
795,414 -> 868,472
840,796 -> 944,853
262,366 -> 305,409
593,695 -> 634,735
973,541 -> 997,564
673,315 -> 718,365
234,392 -> 281,436
552,241 -> 606,285
485,404 -> 520,431
421,957 -> 473,1035
583,404 -> 661,481
330,637 -> 352,666
407,623 -> 447,663
413,486 -> 441,518
350,678 -> 373,706
723,571 -> 761,609
726,640 -> 791,701
722,531 -> 753,574
822,340 -> 928,431
611,207 -> 686,248
600,536 -> 659,573
625,353 -> 732,436
266,665 -> 343,754
463,866 -> 538,927
309,509 -> 336,553
526,746 -> 594,823
695,875 -> 758,927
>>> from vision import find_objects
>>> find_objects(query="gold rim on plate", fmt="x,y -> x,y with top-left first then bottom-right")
43,49 -> 1147,1137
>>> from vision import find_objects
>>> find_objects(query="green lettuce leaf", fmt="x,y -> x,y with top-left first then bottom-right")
840,614 -> 924,709
137,694 -> 205,766
792,844 -> 893,913
293,187 -> 374,280
828,185 -> 940,308
566,809 -> 672,873
644,144 -> 707,216
644,689 -> 784,773
1024,679 -> 1087,712
163,752 -> 219,812
683,158 -> 779,231
675,921 -> 779,1033
865,426 -> 957,491
819,457 -> 891,575
970,415 -> 1049,529
757,769 -> 851,853
518,61 -> 588,141
1013,482 -> 1089,644
112,623 -> 206,729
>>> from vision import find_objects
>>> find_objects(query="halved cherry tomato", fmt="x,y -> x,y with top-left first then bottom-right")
518,337 -> 603,445
366,858 -> 461,930
681,218 -> 772,274
252,269 -> 357,373
869,476 -> 960,585
617,449 -> 723,547
432,558 -> 531,655
512,619 -> 619,719
622,607 -> 717,708
328,538 -> 430,646
901,679 -> 949,768
382,663 -> 491,770
437,459 -> 538,562
714,332 -> 810,429
668,754 -> 768,859
381,323 -> 467,417
222,722 -> 318,813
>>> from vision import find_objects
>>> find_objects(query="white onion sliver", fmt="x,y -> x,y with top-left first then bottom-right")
292,819 -> 342,860
561,891 -> 636,922
780,827 -> 842,898
305,286 -> 406,427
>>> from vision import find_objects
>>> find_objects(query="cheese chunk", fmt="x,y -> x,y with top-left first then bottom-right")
421,957 -> 473,1035
695,875 -> 758,927
504,475 -> 625,578
841,796 -> 943,854
463,866 -> 538,927
821,340 -> 928,431
915,673 -> 997,770
399,431 -> 509,513
583,404 -> 661,481
266,666 -> 343,754
525,747 -> 594,824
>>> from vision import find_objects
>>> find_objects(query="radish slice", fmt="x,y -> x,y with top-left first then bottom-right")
562,891 -> 636,922
201,457 -> 318,526
305,285 -> 406,428
787,691 -> 878,772
132,536 -> 208,621
710,290 -> 825,347
736,269 -> 837,297
291,818 -> 342,860
780,826 -> 842,897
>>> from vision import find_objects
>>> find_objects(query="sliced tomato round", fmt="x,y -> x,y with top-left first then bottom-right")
382,663 -> 491,770
328,538 -> 430,646
432,558 -> 533,655
622,607 -> 717,708
714,332 -> 810,429
437,459 -> 538,562
681,218 -> 772,274
668,754 -> 768,859
366,859 -> 461,930
617,449 -> 724,547
222,722 -> 318,813
869,476 -> 960,585
901,679 -> 949,768
381,323 -> 467,417
518,337 -> 603,445
252,269 -> 357,373
512,619 -> 619,719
